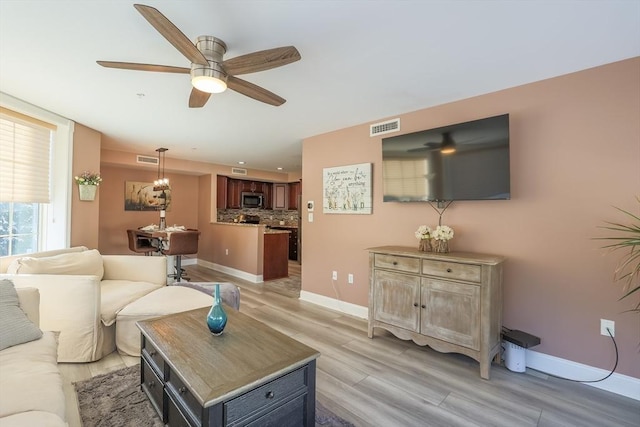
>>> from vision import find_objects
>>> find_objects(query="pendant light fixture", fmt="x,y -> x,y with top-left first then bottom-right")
153,148 -> 170,191
153,148 -> 169,230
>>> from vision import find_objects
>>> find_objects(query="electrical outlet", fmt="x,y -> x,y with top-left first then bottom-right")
332,271 -> 337,280
348,274 -> 354,284
600,319 -> 615,337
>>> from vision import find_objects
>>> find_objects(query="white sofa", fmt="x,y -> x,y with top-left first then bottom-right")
0,247 -> 166,362
0,286 -> 67,427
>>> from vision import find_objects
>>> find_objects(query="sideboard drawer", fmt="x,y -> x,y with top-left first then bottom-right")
225,366 -> 307,424
142,337 -> 165,378
421,260 -> 481,282
374,254 -> 420,273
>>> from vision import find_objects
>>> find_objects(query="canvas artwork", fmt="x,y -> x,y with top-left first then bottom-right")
323,163 -> 372,214
124,181 -> 171,211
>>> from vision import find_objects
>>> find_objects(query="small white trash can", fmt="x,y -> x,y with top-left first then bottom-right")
503,340 -> 526,372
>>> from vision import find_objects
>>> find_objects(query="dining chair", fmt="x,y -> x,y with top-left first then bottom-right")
161,230 -> 201,282
127,229 -> 156,256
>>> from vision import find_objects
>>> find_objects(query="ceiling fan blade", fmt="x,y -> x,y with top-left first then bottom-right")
189,87 -> 211,108
97,61 -> 190,74
223,46 -> 300,76
227,76 -> 285,106
133,4 -> 208,65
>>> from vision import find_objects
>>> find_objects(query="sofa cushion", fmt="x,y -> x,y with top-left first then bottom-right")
0,411 -> 67,427
100,280 -> 164,326
0,331 -> 66,421
7,249 -> 104,279
0,279 -> 43,351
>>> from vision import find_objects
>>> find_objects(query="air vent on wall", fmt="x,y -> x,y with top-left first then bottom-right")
231,167 -> 248,175
136,155 -> 159,165
370,118 -> 400,137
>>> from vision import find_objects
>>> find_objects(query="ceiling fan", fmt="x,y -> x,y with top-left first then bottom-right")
97,4 -> 301,108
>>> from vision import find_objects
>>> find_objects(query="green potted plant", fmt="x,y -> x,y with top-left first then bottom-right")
598,198 -> 640,313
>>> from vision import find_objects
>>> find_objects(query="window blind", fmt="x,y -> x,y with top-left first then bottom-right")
0,109 -> 54,203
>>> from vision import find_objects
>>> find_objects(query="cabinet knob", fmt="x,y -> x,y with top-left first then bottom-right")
413,303 -> 419,307
179,386 -> 187,394
265,391 -> 275,399
446,268 -> 452,273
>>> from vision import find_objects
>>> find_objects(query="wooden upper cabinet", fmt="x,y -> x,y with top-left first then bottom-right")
227,179 -> 242,209
216,175 -> 228,209
288,181 -> 301,210
262,182 -> 273,209
273,183 -> 287,210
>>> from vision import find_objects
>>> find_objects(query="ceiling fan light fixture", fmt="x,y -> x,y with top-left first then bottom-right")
192,75 -> 227,93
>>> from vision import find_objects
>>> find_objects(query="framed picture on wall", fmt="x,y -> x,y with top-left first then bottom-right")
124,181 -> 171,211
323,163 -> 372,214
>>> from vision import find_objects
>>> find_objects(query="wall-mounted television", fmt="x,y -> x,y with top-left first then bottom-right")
382,114 -> 510,202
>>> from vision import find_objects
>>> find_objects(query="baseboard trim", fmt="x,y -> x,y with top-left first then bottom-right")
299,290 -> 368,319
197,259 -> 262,283
300,290 -> 638,401
525,349 -> 640,400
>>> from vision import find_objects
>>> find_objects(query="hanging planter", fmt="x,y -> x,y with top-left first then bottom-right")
78,184 -> 97,201
74,171 -> 102,202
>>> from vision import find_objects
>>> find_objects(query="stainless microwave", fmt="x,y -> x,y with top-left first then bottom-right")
241,192 -> 264,209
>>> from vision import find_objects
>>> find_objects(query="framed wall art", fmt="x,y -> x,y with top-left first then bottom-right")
323,163 -> 372,214
124,181 -> 171,211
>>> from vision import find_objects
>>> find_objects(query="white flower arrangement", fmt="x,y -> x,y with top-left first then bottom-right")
415,225 -> 432,240
74,171 -> 102,186
432,225 -> 454,241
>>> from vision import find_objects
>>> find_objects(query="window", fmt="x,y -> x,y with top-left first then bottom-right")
0,92 -> 73,256
0,202 -> 41,256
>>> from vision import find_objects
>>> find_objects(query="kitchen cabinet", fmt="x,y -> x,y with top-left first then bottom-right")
262,182 -> 273,209
216,175 -> 228,209
288,181 -> 301,210
227,178 -> 242,209
368,246 -> 504,379
263,231 -> 289,280
273,183 -> 287,210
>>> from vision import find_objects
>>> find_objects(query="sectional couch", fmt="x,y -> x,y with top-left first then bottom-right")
0,284 -> 67,426
0,247 -> 167,362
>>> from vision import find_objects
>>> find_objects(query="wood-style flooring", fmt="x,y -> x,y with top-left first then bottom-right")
59,261 -> 639,427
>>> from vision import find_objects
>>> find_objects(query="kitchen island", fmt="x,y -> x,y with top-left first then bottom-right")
209,222 -> 290,283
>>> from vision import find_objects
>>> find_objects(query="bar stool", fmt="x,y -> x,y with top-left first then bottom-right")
127,229 -> 156,256
161,230 -> 200,282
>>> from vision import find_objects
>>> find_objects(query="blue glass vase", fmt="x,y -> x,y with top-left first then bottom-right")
206,284 -> 227,335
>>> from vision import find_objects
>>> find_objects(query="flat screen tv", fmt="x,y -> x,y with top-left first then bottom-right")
382,114 -> 510,202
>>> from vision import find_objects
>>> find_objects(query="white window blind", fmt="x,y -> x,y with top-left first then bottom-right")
0,108 -> 54,203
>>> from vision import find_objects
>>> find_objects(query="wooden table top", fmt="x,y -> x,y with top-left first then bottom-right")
137,307 -> 320,407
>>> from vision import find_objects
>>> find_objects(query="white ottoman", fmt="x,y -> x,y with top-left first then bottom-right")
116,286 -> 213,357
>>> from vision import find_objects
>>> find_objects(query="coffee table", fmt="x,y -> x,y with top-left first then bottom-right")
137,306 -> 320,426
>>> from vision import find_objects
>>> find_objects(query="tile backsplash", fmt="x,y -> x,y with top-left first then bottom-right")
217,209 -> 299,226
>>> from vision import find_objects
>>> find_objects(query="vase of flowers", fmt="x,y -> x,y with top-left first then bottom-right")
74,171 -> 102,201
415,225 -> 433,252
432,225 -> 454,253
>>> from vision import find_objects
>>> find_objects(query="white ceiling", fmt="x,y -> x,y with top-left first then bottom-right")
1,1 -> 638,173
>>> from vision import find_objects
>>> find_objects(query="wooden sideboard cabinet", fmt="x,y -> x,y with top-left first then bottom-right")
367,246 -> 504,379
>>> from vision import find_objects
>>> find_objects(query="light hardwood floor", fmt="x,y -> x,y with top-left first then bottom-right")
60,262 -> 639,426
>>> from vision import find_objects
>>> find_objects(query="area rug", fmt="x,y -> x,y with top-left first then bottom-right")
75,365 -> 354,427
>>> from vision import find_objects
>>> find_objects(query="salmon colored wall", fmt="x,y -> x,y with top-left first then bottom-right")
301,58 -> 640,377
207,224 -> 265,276
70,123 -> 101,249
98,148 -> 290,258
97,165 -> 199,255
